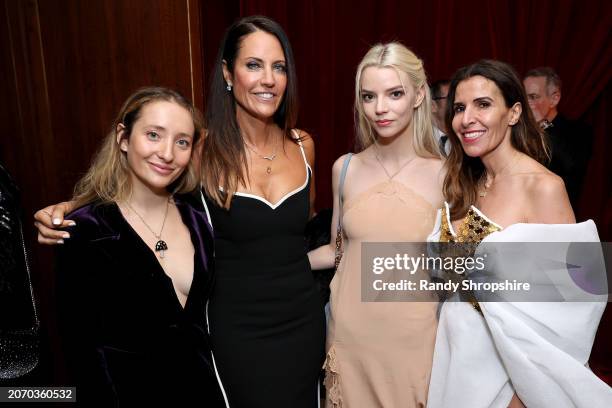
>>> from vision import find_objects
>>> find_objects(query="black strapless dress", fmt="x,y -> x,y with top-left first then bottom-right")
205,166 -> 326,408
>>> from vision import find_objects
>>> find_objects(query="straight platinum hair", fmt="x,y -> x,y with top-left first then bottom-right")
354,42 -> 439,158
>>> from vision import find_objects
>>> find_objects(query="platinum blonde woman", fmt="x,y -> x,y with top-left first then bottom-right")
309,42 -> 444,407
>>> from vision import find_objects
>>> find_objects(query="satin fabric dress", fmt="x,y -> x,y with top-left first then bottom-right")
325,179 -> 438,407
205,140 -> 326,408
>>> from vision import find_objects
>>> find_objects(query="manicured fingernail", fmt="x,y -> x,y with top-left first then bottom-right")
68,221 -> 76,226
62,233 -> 70,239
53,218 -> 61,226
57,239 -> 64,244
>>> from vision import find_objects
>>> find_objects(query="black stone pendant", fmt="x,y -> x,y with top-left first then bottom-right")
155,240 -> 168,258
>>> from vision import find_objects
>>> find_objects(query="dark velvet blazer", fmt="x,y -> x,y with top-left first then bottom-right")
56,193 -> 226,407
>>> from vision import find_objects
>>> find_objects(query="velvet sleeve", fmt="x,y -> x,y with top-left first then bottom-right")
55,230 -> 117,406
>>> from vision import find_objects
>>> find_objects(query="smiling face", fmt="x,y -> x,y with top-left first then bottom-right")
223,30 -> 287,122
360,66 -> 424,142
118,100 -> 195,194
451,75 -> 521,158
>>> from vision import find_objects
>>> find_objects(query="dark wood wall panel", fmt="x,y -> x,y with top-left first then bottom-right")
36,0 -> 201,203
1,0 -> 609,385
0,0 -> 204,384
1,0 -> 54,214
199,0 -> 239,104
2,0 -> 204,217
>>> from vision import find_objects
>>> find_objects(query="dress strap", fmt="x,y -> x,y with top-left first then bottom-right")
337,153 -> 353,229
291,129 -> 309,171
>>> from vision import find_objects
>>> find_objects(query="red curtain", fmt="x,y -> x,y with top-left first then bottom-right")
203,0 -> 612,383
203,0 -> 612,232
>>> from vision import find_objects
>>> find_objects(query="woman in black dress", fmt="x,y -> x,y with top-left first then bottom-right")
201,16 -> 325,407
35,17 -> 325,408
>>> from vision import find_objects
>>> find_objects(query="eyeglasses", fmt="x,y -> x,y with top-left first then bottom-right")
432,96 -> 447,101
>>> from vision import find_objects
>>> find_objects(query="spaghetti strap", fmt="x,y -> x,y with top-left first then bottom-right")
291,129 -> 309,171
337,153 -> 353,231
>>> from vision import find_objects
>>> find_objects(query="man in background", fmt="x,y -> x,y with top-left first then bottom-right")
523,67 -> 593,208
431,79 -> 451,156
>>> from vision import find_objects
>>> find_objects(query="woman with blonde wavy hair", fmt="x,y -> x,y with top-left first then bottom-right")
34,16 -> 324,407
53,87 -> 225,406
309,42 -> 444,407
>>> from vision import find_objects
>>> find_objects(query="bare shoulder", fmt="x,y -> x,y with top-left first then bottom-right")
292,128 -> 314,146
293,128 -> 314,164
413,155 -> 446,187
519,160 -> 566,201
416,155 -> 445,173
331,153 -> 355,192
352,146 -> 374,163
519,166 -> 574,224
528,172 -> 567,198
332,153 -> 354,177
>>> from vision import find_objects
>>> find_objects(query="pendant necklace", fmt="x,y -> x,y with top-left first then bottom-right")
244,135 -> 279,175
125,198 -> 170,258
479,152 -> 520,198
373,142 -> 418,181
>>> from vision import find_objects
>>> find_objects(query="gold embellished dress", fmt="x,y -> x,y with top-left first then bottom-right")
428,203 -> 611,408
438,204 -> 502,313
324,180 -> 438,408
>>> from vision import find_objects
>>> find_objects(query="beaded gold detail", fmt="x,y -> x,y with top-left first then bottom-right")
439,206 -> 502,313
440,207 -> 501,244
334,226 -> 343,269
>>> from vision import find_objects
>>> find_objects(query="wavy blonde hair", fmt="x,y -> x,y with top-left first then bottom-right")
72,87 -> 204,208
354,42 -> 438,157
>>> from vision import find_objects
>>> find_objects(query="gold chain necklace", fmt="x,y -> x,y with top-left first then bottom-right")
373,142 -> 418,180
125,198 -> 170,258
479,152 -> 521,197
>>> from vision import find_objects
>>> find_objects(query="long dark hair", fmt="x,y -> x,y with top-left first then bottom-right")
443,59 -> 549,220
202,15 -> 299,208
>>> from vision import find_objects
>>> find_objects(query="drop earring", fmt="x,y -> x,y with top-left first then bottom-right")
226,83 -> 233,92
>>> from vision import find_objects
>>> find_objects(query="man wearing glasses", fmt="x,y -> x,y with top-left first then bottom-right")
431,79 -> 451,156
523,67 -> 593,208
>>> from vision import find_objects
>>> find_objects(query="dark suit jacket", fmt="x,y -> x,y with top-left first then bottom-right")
546,114 -> 593,208
56,193 -> 226,407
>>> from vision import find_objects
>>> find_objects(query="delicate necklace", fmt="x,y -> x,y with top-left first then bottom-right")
373,142 -> 418,180
479,152 -> 520,197
244,135 -> 279,175
125,198 -> 170,258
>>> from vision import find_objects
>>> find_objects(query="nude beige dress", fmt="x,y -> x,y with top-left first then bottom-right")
324,179 -> 438,408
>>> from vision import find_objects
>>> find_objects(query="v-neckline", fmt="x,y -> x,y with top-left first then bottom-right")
112,201 -> 196,312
